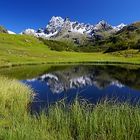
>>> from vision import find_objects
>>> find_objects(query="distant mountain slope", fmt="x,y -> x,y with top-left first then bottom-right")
22,19 -> 140,53
0,26 -> 8,33
102,22 -> 140,52
0,25 -> 16,34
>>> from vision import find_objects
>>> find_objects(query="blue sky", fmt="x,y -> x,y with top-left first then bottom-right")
0,0 -> 139,33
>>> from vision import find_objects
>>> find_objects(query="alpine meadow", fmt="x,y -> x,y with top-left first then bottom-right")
0,0 -> 140,139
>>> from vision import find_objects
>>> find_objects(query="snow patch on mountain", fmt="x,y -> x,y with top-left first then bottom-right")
8,30 -> 16,34
113,23 -> 126,31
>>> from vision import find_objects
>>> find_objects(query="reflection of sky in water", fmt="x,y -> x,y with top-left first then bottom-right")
21,65 -> 140,112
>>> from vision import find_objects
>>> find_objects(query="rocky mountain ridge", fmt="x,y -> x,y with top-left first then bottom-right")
22,16 -> 126,40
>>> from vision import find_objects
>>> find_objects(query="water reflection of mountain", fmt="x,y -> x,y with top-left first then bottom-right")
27,65 -> 128,94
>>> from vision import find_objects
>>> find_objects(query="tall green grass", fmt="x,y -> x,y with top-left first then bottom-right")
0,77 -> 140,140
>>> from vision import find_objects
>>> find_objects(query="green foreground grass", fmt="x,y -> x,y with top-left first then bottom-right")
0,33 -> 140,67
0,77 -> 140,140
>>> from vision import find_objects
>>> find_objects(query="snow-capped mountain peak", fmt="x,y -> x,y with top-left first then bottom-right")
94,20 -> 113,31
45,16 -> 64,34
47,16 -> 64,28
22,16 -> 126,39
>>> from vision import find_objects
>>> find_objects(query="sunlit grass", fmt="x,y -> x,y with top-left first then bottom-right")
0,77 -> 140,140
0,33 -> 140,67
0,76 -> 32,116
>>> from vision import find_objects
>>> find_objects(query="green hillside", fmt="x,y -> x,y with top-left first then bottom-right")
101,22 -> 140,52
0,33 -> 140,67
0,33 -> 50,66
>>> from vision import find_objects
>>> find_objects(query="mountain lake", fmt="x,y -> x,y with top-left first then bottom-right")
0,64 -> 140,113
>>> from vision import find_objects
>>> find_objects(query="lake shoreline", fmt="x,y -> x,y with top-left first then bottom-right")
1,60 -> 140,69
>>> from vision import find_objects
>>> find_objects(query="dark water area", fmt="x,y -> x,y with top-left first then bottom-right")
0,64 -> 140,112
21,64 -> 140,112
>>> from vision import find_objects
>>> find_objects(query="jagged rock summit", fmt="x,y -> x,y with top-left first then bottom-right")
22,16 -> 126,40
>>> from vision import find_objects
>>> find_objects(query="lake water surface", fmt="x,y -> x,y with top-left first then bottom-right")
0,64 -> 140,112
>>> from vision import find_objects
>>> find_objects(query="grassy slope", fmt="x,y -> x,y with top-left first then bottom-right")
0,76 -> 140,140
0,33 -> 140,67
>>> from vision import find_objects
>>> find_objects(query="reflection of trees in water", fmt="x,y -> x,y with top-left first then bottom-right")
106,66 -> 140,90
